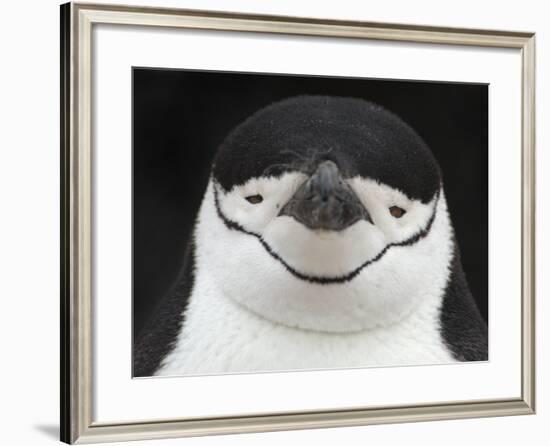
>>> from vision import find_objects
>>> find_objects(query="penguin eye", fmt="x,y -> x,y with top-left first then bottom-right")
245,194 -> 263,204
389,206 -> 406,218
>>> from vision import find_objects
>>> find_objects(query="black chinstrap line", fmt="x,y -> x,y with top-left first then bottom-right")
213,182 -> 440,285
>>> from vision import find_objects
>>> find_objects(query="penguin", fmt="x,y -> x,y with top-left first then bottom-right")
134,95 -> 488,377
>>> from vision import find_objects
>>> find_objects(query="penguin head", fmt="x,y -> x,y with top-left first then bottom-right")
197,95 -> 453,333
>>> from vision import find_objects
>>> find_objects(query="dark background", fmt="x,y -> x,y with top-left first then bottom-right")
133,68 -> 488,341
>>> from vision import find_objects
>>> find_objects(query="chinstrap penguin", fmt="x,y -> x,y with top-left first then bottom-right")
134,95 -> 488,377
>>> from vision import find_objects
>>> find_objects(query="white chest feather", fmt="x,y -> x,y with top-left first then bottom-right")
157,274 -> 455,376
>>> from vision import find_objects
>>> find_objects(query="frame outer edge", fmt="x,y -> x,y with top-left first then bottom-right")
64,3 -> 537,443
76,400 -> 531,444
521,34 -> 536,413
76,2 -> 95,444
60,2 -> 72,444
72,1 -> 534,46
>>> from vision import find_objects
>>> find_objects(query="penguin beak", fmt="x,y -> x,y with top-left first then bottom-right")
279,160 -> 372,231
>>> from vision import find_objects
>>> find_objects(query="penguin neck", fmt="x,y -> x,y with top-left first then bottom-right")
157,264 -> 455,376
194,267 -> 446,335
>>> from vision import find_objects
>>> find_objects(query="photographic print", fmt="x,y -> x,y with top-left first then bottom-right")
132,69 -> 488,378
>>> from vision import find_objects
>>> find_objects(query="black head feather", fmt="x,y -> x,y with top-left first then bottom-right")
213,95 -> 441,203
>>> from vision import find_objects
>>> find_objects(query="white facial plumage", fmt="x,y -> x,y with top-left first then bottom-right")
196,172 -> 454,334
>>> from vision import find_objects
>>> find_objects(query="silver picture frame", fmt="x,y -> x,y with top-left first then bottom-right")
60,2 -> 536,443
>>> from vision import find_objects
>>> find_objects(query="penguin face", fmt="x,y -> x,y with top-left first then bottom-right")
214,167 -> 439,280
197,96 -> 453,333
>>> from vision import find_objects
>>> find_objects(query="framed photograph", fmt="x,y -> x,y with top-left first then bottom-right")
60,2 -> 536,444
